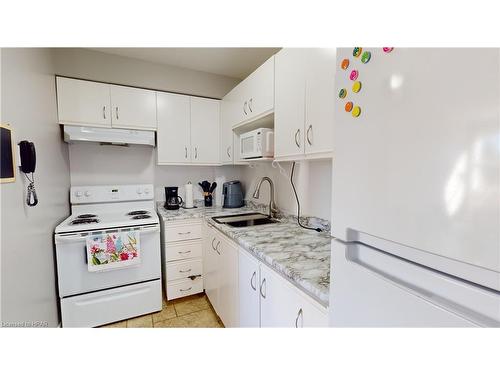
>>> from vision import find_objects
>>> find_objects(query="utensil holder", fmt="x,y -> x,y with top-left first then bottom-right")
204,192 -> 213,207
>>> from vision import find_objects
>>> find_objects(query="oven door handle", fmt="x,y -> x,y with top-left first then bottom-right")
55,226 -> 159,244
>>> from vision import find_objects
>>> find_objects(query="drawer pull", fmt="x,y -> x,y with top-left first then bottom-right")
179,268 -> 192,273
250,271 -> 257,291
178,250 -> 191,254
260,278 -> 266,299
295,308 -> 303,328
180,287 -> 192,292
177,231 -> 191,235
188,275 -> 201,280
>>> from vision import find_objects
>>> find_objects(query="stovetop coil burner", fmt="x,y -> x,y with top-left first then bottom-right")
127,210 -> 150,216
132,215 -> 152,220
76,214 -> 98,219
71,218 -> 100,225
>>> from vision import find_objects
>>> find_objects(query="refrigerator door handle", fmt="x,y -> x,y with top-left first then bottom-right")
345,244 -> 499,327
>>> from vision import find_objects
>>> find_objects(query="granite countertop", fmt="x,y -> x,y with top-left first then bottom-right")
156,202 -> 331,307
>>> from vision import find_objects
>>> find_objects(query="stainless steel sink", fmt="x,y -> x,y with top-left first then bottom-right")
212,212 -> 279,227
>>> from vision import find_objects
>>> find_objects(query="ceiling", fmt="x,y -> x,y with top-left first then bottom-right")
88,48 -> 281,80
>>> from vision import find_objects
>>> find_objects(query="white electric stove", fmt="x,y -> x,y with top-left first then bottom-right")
54,184 -> 162,327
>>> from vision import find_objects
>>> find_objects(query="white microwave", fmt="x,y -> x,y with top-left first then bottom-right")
239,128 -> 274,159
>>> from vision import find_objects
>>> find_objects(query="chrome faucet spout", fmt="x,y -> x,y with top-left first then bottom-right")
252,177 -> 278,218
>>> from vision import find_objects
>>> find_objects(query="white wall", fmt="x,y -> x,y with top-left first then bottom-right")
237,159 -> 332,220
52,48 -> 241,99
1,48 -> 70,327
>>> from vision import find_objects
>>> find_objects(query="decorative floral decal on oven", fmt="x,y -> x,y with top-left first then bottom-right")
86,231 -> 141,272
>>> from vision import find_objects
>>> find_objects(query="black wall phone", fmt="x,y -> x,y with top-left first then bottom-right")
18,141 -> 38,206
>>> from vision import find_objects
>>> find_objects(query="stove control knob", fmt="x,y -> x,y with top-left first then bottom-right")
84,191 -> 92,197
136,188 -> 143,195
75,191 -> 83,198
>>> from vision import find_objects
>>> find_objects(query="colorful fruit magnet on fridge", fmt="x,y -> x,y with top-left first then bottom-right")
341,58 -> 350,70
352,81 -> 362,93
352,106 -> 361,117
361,51 -> 371,63
349,70 -> 359,81
353,47 -> 362,57
345,101 -> 353,112
338,88 -> 347,98
383,47 -> 394,53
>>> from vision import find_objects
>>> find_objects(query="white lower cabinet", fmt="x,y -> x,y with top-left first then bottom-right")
203,223 -> 221,312
239,251 -> 328,328
238,248 -> 260,327
259,263 -> 328,327
203,224 -> 239,327
203,223 -> 328,328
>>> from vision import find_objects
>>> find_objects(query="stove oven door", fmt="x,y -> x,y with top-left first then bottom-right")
55,225 -> 161,297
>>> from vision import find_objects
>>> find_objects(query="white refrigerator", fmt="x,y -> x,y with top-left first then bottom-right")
330,48 -> 500,327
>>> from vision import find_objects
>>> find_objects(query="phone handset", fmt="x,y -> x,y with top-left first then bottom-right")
18,141 -> 38,207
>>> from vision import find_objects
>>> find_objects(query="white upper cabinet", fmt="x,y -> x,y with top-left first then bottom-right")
56,77 -> 111,127
157,95 -> 220,166
56,77 -> 157,130
274,49 -> 307,159
190,97 -> 220,165
222,55 -> 275,130
220,94 -> 234,164
241,55 -> 274,123
110,85 -> 157,130
274,48 -> 335,161
304,49 -> 336,157
157,92 -> 191,164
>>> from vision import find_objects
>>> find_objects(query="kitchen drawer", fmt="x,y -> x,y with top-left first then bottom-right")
164,223 -> 202,243
165,240 -> 202,262
167,276 -> 203,300
166,259 -> 203,281
61,279 -> 162,327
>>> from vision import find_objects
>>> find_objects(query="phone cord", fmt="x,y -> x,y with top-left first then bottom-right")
25,173 -> 38,207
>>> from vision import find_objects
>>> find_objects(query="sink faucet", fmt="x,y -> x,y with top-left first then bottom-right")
252,177 -> 278,218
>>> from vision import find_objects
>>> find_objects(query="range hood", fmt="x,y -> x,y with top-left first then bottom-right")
63,125 -> 155,147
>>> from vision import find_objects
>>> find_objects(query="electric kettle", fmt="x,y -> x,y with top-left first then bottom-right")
164,186 -> 183,210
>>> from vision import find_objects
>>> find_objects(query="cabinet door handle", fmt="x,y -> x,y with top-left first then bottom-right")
294,129 -> 301,148
250,271 -> 257,291
306,125 -> 313,146
103,106 -> 107,119
295,308 -> 303,328
259,278 -> 266,299
178,250 -> 191,254
211,237 -> 216,250
243,101 -> 247,115
194,147 -> 198,159
185,146 -> 188,159
248,98 -> 253,112
115,107 -> 119,120
179,268 -> 192,273
180,287 -> 192,292
227,146 -> 231,158
177,231 -> 191,235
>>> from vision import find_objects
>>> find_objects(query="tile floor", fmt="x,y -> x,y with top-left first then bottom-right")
100,292 -> 224,328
